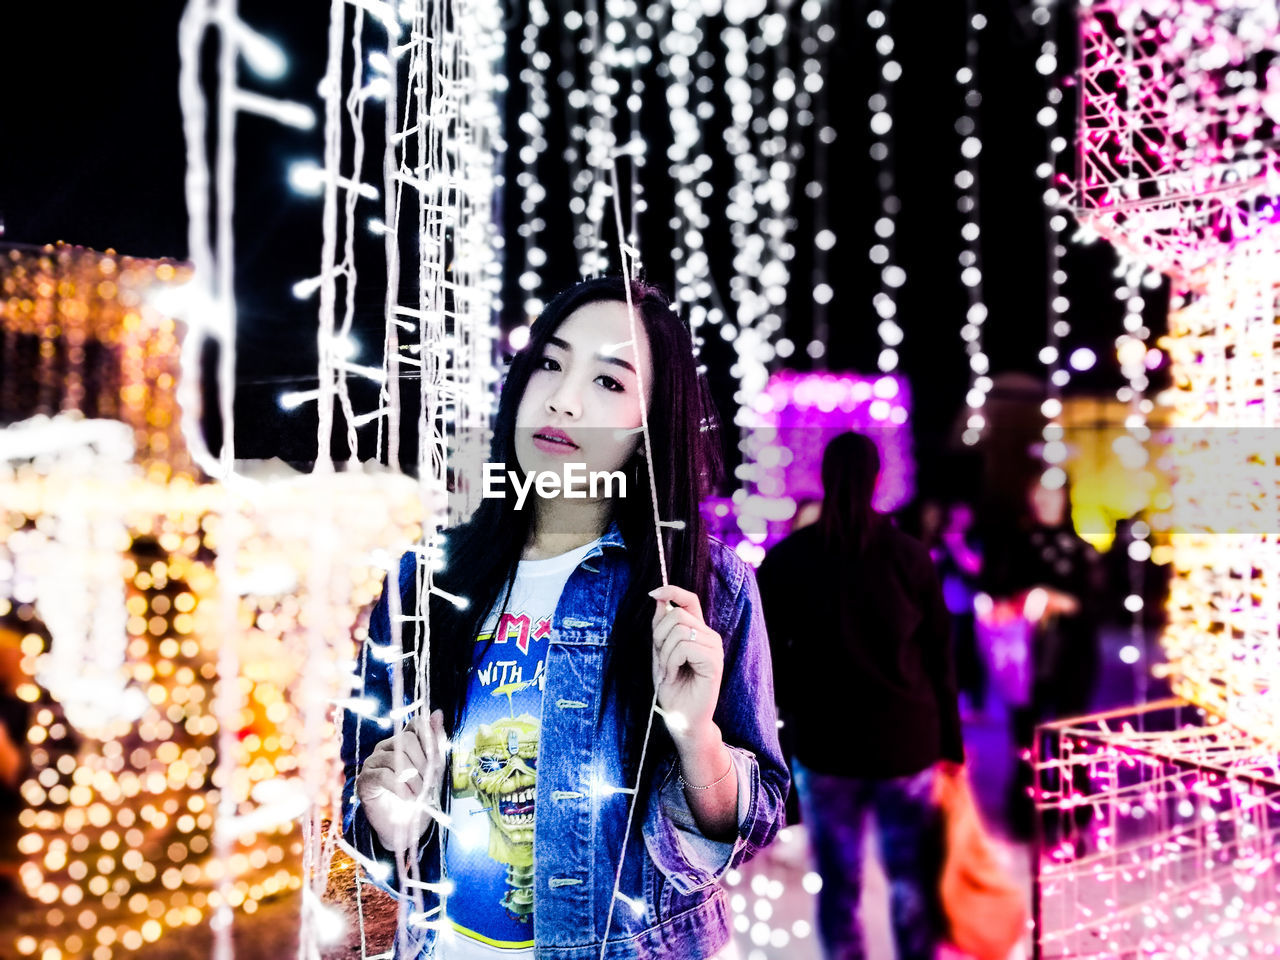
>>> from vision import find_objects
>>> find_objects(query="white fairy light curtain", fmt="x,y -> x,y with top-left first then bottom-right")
3,2 -> 498,959
494,0 -> 868,559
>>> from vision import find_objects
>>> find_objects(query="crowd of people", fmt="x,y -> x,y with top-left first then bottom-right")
756,437 -> 1175,958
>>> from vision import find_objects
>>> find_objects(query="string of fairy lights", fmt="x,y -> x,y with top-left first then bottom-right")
659,0 -> 716,338
866,1 -> 904,375
563,3 -> 632,278
314,1 -> 373,471
802,0 -> 831,367
957,0 -> 990,447
1112,256 -> 1158,692
1033,0 -> 1073,493
722,3 -> 794,405
177,0 -> 318,481
348,0 -> 505,953
514,0 -> 552,327
558,8 -> 594,275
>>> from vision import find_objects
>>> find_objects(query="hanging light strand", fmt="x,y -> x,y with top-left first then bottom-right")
801,0 -> 829,367
515,0 -> 552,322
719,4 -> 802,543
660,0 -> 722,371
867,1 -> 904,373
1035,0 -> 1073,490
1113,255 -> 1159,706
957,1 -> 990,446
345,0 -> 506,952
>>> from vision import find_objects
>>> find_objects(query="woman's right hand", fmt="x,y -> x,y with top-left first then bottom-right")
356,708 -> 448,855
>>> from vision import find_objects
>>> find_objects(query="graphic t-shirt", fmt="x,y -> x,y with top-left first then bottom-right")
439,537 -> 602,958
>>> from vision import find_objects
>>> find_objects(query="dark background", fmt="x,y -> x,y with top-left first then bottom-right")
0,2 -> 1167,501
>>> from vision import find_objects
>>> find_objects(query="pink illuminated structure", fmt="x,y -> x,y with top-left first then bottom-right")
1075,0 -> 1280,289
1037,3 -> 1280,957
1036,700 -> 1280,958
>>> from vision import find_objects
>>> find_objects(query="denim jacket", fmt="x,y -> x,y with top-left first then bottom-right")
340,519 -> 789,959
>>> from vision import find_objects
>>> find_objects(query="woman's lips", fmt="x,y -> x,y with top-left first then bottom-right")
532,434 -> 580,455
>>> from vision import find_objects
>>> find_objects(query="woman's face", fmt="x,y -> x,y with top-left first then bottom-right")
514,299 -> 655,482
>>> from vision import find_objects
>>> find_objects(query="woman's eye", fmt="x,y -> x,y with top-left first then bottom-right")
596,375 -> 623,393
537,356 -> 560,371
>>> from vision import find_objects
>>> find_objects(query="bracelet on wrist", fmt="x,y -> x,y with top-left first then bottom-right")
678,753 -> 734,791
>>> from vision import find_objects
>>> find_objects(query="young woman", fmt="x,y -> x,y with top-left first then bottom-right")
340,277 -> 788,960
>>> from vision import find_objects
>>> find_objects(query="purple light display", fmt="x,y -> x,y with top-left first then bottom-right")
703,371 -> 914,563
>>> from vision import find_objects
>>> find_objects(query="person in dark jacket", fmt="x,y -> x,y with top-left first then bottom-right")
978,475 -> 1104,838
756,431 -> 965,960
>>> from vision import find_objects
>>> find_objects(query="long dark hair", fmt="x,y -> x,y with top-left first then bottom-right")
818,431 -> 883,557
418,276 -> 723,767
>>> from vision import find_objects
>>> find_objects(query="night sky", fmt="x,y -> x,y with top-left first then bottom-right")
0,1 -> 1167,501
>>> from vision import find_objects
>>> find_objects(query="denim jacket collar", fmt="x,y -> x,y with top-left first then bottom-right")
573,516 -> 628,565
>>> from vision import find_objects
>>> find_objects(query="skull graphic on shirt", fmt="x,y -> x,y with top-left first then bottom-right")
453,714 -> 538,868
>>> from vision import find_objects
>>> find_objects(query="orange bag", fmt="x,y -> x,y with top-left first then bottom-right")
935,765 -> 1028,960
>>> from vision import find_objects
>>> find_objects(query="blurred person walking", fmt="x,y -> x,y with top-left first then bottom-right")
932,502 -> 986,717
757,432 -> 966,960
978,476 -> 1103,838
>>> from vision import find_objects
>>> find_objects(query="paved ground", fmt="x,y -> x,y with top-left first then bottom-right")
712,705 -> 1035,960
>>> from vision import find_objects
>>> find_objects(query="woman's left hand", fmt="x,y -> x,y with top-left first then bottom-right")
649,584 -> 723,743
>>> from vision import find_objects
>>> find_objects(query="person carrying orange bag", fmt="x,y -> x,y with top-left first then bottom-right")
934,763 -> 1028,960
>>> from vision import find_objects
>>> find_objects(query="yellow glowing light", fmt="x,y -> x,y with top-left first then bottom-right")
3,245 -> 427,958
